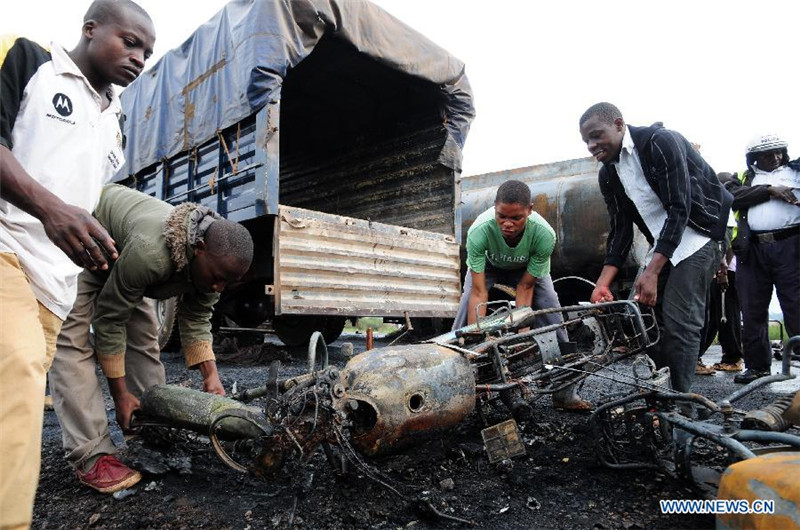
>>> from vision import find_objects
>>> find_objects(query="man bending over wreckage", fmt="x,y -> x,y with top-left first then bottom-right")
49,184 -> 253,493
579,102 -> 731,394
452,179 -> 592,412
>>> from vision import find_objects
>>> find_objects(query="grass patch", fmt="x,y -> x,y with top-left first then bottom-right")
769,320 -> 788,343
343,317 -> 399,335
698,319 -> 786,346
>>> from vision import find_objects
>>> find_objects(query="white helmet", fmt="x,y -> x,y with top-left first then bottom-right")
745,133 -> 788,154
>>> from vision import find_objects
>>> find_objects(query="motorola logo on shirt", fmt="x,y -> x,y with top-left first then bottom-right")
52,93 -> 73,116
46,92 -> 77,125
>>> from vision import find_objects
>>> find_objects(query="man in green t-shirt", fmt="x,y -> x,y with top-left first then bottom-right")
453,180 -> 591,411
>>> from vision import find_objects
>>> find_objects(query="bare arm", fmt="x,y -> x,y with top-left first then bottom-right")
467,270 -> 488,325
634,252 -> 668,307
0,144 -> 118,270
591,265 -> 619,303
107,377 -> 139,432
197,359 -> 225,395
515,271 -> 536,309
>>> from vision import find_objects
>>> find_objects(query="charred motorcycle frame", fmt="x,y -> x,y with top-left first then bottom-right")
135,300 -> 659,472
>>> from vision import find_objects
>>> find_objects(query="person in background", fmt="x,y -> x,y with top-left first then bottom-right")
725,134 -> 800,384
0,2 -> 155,527
578,102 -> 730,394
697,172 -> 744,375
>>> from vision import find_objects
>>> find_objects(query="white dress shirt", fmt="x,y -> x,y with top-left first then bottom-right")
613,127 -> 710,266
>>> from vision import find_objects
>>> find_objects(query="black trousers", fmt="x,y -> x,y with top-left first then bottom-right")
737,233 -> 800,371
700,270 -> 743,363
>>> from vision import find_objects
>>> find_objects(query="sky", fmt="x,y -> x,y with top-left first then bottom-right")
3,0 -> 798,178
3,0 -> 794,316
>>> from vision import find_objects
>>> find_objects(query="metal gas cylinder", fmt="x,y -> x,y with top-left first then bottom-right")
138,384 -> 267,440
341,343 -> 475,456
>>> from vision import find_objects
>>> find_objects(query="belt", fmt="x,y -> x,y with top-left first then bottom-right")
751,225 -> 800,244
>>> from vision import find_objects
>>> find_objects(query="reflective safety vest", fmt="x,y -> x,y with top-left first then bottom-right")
730,170 -> 748,242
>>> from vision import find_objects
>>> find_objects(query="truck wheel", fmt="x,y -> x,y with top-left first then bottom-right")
408,318 -> 453,341
321,316 -> 346,344
156,297 -> 179,351
273,315 -> 346,347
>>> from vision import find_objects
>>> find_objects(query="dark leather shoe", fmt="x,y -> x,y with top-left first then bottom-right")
733,369 -> 771,384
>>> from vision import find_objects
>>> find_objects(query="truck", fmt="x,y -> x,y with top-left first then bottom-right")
460,157 -> 648,305
116,0 -> 475,347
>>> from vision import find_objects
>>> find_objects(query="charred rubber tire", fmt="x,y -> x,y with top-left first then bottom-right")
273,315 -> 346,347
321,316 -> 346,344
156,297 -> 179,351
407,318 -> 454,341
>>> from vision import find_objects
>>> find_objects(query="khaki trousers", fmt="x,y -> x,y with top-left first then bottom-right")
49,270 -> 163,470
0,253 -> 63,530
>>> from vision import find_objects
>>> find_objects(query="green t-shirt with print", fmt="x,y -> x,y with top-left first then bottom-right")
466,205 -> 556,278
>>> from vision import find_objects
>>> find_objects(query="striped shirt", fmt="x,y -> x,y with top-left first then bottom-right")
613,127 -> 710,265
597,123 -> 731,269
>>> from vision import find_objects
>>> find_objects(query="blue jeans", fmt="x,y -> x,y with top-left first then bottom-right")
452,265 -> 567,342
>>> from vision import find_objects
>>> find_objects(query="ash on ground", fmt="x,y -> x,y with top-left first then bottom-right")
35,337 -> 796,530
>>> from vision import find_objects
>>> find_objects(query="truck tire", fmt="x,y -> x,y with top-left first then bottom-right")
156,297 -> 179,351
273,315 -> 346,347
407,317 -> 454,341
321,316 -> 346,344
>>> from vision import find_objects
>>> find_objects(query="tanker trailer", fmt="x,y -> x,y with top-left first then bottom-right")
460,157 -> 649,305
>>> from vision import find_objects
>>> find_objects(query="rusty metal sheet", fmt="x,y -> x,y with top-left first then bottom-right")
279,115 -> 459,237
276,206 -> 461,317
460,157 -> 647,281
481,419 -> 526,463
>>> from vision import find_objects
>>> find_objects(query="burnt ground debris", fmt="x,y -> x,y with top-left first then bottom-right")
34,338 -> 798,530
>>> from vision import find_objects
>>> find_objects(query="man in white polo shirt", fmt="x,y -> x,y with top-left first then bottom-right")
578,102 -> 731,394
726,134 -> 800,384
0,2 -> 155,527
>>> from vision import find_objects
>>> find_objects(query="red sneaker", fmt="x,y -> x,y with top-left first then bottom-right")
76,454 -> 142,493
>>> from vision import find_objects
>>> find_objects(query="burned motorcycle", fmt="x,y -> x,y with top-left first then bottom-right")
589,336 -> 800,499
136,300 -> 659,472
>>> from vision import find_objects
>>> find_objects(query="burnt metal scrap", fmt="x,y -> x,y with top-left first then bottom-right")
136,301 -> 658,469
590,336 -> 800,497
135,303 -> 797,518
429,300 -> 659,421
138,336 -> 479,524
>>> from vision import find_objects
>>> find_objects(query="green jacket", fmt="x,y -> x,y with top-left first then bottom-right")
92,184 -> 218,378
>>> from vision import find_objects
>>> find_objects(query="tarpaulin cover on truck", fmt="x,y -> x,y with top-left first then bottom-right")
119,0 -> 474,177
